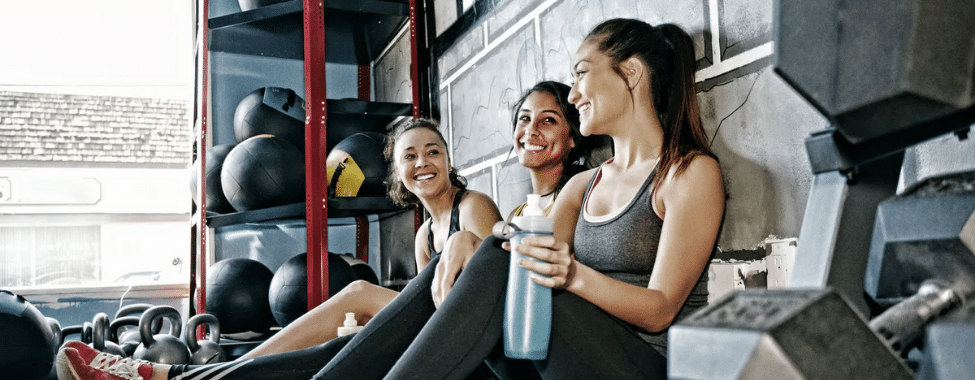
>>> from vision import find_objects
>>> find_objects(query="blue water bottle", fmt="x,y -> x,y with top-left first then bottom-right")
504,194 -> 553,360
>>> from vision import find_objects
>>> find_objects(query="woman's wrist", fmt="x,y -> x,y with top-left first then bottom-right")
565,260 -> 588,293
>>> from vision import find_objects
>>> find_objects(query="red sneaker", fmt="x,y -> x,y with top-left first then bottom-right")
56,341 -> 154,380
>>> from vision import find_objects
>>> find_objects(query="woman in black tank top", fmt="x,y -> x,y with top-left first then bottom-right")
56,120 -> 505,380
234,120 -> 502,359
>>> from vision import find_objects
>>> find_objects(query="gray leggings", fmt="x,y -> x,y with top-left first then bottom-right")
172,236 -> 665,379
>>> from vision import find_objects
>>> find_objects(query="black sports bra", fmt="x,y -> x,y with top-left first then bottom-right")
426,189 -> 466,259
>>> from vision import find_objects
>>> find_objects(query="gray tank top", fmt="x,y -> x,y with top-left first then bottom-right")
573,166 -> 711,357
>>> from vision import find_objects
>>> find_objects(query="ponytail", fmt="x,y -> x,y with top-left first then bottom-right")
586,19 -> 714,189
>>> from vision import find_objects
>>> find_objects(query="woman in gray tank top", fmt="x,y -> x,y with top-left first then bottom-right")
364,18 -> 726,380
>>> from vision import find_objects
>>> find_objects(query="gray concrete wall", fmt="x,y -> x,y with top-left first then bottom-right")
428,0 -> 808,251
378,0 -> 975,252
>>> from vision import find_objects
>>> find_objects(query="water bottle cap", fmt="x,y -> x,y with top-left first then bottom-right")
510,194 -> 553,234
343,312 -> 357,327
523,194 -> 544,217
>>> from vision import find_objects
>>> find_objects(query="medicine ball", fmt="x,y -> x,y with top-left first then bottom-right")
268,253 -> 358,328
339,255 -> 380,286
0,289 -> 58,380
206,258 -> 276,334
326,132 -> 389,197
233,87 -> 305,151
221,135 -> 304,212
189,144 -> 236,214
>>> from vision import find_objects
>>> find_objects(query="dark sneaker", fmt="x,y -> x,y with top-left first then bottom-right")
56,341 -> 154,380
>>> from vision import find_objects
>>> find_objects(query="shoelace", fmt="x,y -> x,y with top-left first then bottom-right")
90,352 -> 150,380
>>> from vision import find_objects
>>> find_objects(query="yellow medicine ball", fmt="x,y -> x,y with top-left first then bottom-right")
325,132 -> 389,197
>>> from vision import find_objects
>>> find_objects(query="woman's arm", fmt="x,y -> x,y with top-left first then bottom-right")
458,190 -> 503,239
520,157 -> 724,332
414,219 -> 432,271
431,191 -> 502,306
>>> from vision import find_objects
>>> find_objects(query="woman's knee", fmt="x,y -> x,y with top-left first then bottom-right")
333,280 -> 380,302
445,230 -> 479,250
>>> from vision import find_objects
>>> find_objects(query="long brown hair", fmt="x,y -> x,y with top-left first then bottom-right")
510,81 -> 592,190
585,19 -> 715,189
383,118 -> 467,206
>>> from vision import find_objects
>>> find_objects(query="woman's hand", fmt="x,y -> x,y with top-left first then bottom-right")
431,231 -> 482,308
507,235 -> 576,289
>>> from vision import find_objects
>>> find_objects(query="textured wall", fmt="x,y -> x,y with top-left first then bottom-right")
430,0 -> 798,250
378,0 -> 975,251
374,27 -> 414,104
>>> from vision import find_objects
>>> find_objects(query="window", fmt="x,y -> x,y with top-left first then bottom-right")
0,0 -> 195,293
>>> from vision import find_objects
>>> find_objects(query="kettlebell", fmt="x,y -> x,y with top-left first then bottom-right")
92,313 -> 127,357
81,321 -> 94,344
183,314 -> 226,364
110,316 -> 143,357
113,303 -> 164,354
115,304 -> 163,334
132,305 -> 191,364
46,317 -> 63,355
59,325 -> 82,349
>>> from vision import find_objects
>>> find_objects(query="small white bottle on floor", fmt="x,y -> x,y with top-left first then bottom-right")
337,312 -> 364,337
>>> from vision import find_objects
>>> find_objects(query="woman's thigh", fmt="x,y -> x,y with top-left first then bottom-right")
535,291 -> 667,380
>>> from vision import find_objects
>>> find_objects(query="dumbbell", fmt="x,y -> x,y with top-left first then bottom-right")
669,189 -> 975,379
869,281 -> 963,357
860,187 -> 975,378
669,288 -> 917,380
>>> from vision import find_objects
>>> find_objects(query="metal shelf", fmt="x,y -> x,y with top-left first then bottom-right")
208,0 -> 409,64
204,198 -> 407,228
195,0 -> 430,316
326,99 -> 410,151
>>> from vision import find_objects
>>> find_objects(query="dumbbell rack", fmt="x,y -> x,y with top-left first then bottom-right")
191,0 -> 433,320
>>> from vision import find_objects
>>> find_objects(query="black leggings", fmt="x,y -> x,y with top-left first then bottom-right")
173,237 -> 665,379
316,236 -> 666,380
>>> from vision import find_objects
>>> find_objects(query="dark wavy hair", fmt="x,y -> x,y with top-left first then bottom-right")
509,81 -> 591,191
585,19 -> 715,190
383,118 -> 467,206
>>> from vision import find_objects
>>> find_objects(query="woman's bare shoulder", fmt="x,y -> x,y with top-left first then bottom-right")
460,190 -> 500,211
562,167 -> 598,197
